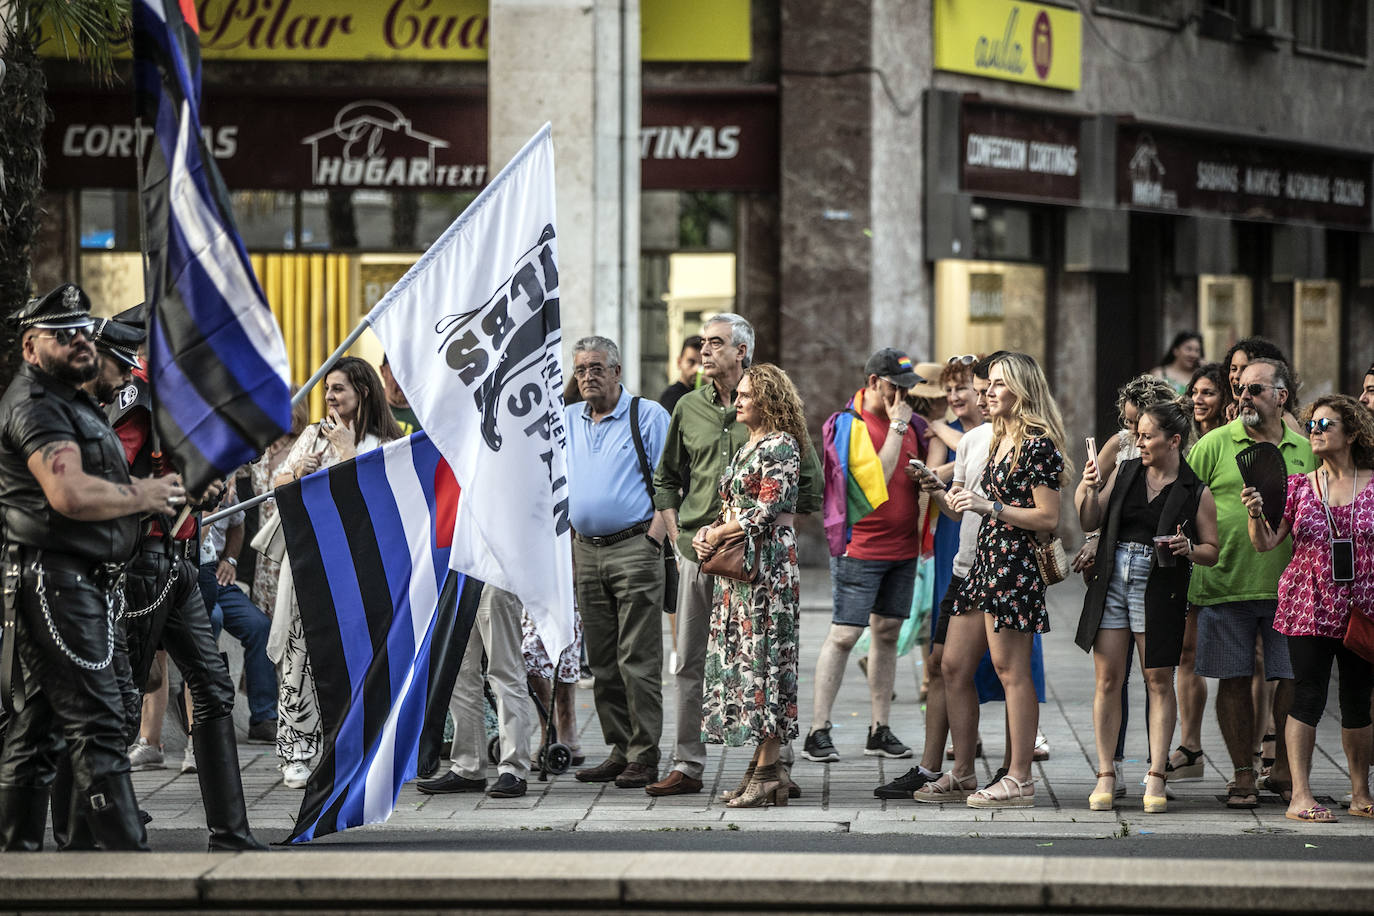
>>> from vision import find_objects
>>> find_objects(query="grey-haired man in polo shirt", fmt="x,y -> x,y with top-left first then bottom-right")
646,313 -> 824,796
564,336 -> 672,789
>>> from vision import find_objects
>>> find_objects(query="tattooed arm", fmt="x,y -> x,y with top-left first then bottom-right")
26,440 -> 185,520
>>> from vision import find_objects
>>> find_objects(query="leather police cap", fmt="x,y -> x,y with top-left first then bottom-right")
9,283 -> 94,331
113,302 -> 148,330
90,317 -> 145,369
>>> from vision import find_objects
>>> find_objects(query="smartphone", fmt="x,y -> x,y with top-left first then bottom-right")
1086,436 -> 1097,460
909,458 -> 949,490
1332,538 -> 1355,582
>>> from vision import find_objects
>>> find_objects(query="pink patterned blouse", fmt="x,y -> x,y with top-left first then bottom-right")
1274,473 -> 1374,638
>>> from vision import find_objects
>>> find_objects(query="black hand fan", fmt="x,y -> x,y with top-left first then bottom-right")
1235,442 -> 1287,531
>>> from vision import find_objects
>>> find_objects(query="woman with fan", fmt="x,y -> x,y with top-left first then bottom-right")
1076,398 -> 1220,813
1242,394 -> 1374,823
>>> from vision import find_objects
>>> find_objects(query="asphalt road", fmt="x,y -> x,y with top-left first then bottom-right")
151,826 -> 1374,861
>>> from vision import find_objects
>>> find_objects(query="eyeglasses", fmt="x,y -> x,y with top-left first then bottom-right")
1237,382 -> 1283,398
572,364 -> 611,379
1307,417 -> 1340,434
947,354 -> 976,366
34,324 -> 93,346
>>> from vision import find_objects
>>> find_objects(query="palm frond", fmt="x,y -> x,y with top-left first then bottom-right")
7,0 -> 132,82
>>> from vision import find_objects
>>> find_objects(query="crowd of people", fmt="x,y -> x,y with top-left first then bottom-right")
2,282 -> 1373,852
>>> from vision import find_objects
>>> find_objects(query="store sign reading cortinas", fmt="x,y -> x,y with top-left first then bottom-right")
1117,125 -> 1372,229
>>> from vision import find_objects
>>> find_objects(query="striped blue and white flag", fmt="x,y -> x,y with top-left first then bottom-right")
133,0 -> 292,494
275,432 -> 482,844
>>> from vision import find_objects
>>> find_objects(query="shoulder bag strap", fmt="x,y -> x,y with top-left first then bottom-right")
628,397 -> 656,504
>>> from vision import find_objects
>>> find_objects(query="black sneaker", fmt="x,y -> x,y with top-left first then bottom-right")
803,723 -> 839,762
874,766 -> 931,798
864,724 -> 913,759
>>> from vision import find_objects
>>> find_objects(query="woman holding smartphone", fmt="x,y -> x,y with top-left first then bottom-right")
1076,398 -> 1219,813
1242,394 -> 1374,822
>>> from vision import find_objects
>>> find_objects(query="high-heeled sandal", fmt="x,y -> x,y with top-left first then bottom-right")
1089,771 -> 1116,811
1165,745 -> 1205,782
967,773 -> 1035,808
720,760 -> 757,802
1143,770 -> 1168,814
726,764 -> 787,808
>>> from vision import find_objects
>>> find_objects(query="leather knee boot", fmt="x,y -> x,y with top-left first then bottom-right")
82,773 -> 149,851
193,715 -> 269,851
0,783 -> 51,851
50,756 -> 95,850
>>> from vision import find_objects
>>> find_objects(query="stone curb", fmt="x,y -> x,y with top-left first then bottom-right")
2,852 -> 1371,912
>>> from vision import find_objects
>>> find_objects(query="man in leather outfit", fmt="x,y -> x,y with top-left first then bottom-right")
104,314 -> 269,852
0,285 -> 183,851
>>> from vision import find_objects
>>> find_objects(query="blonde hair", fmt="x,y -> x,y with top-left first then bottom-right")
742,363 -> 809,455
989,352 -> 1069,486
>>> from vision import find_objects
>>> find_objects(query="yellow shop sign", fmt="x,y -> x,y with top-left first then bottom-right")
934,0 -> 1081,91
41,0 -> 749,62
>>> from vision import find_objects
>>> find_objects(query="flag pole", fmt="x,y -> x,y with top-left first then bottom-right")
290,317 -> 374,409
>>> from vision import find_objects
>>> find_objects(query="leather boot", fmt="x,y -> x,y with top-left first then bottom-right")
0,783 -> 50,851
193,715 -> 269,851
50,756 -> 95,850
82,773 -> 149,851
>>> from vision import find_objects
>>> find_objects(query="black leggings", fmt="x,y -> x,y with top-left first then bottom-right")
1287,635 -> 1374,729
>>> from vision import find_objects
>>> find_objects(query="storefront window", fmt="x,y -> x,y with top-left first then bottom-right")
970,201 -> 1047,262
1198,274 -> 1253,365
934,260 -> 1047,366
79,190 -> 140,251
232,191 -> 297,250
1293,280 -> 1342,399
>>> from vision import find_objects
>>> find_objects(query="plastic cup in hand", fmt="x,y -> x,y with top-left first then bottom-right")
1153,535 -> 1177,567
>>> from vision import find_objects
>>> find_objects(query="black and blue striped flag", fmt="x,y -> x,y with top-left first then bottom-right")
133,0 -> 292,494
275,432 -> 481,843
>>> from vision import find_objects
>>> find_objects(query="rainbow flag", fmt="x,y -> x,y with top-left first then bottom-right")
821,390 -> 890,556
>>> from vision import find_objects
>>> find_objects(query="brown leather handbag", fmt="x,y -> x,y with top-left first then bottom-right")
698,527 -> 757,583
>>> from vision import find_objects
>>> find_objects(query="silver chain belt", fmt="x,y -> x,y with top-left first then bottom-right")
123,559 -> 177,619
30,560 -> 123,671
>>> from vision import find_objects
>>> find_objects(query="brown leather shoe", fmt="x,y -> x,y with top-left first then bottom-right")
574,758 -> 627,782
614,762 -> 658,788
644,770 -> 703,796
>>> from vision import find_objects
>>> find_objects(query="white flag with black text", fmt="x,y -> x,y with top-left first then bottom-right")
368,124 -> 574,658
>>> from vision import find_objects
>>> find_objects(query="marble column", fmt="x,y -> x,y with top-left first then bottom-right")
488,0 -> 641,388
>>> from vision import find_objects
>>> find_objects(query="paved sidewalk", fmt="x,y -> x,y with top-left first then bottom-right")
136,568 -> 1374,841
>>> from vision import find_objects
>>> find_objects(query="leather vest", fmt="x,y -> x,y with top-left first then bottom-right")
0,364 -> 140,562
106,376 -> 154,478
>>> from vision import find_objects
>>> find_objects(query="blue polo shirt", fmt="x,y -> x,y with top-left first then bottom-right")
565,386 -> 669,537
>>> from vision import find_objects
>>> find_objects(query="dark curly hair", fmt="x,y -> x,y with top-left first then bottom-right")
1303,394 -> 1374,471
1186,362 -> 1227,434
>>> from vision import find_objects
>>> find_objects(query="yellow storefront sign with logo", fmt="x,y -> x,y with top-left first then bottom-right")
934,0 -> 1081,91
42,0 -> 749,62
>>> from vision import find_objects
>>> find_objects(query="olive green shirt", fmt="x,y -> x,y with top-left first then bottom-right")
653,382 -> 823,561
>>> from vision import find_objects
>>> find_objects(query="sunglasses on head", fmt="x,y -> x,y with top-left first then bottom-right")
34,324 -> 94,346
1307,417 -> 1340,434
1236,382 -> 1281,398
947,354 -> 976,366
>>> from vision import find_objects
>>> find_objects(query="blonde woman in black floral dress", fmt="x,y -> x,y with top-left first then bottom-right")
938,352 -> 1068,809
695,364 -> 806,809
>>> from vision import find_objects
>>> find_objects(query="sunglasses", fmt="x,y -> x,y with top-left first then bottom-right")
1236,382 -> 1282,398
34,324 -> 94,346
947,354 -> 976,366
1307,417 -> 1340,434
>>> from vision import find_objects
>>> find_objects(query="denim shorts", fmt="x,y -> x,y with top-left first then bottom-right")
829,555 -> 917,628
1195,600 -> 1292,680
1100,543 -> 1151,634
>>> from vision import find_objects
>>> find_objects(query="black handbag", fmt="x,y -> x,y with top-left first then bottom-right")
629,398 -> 680,614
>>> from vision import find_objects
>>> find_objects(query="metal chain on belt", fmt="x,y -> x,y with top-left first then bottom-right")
122,560 -> 176,619
30,561 -> 116,671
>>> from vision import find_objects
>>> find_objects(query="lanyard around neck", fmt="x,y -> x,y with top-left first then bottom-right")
1316,469 -> 1358,539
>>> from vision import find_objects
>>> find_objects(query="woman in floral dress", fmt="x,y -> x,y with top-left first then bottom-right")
940,352 -> 1068,809
248,395 -> 308,615
696,364 -> 807,809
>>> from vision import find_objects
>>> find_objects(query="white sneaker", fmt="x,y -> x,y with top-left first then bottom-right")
128,738 -> 165,771
180,738 -> 197,775
282,761 -> 311,789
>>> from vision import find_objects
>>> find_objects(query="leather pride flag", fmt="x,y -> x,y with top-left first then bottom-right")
275,432 -> 481,843
133,0 -> 292,494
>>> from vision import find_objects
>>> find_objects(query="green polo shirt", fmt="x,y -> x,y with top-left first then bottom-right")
653,382 -> 823,561
1186,417 -> 1315,606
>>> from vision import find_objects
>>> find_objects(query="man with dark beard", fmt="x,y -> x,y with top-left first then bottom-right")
0,285 -> 183,850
